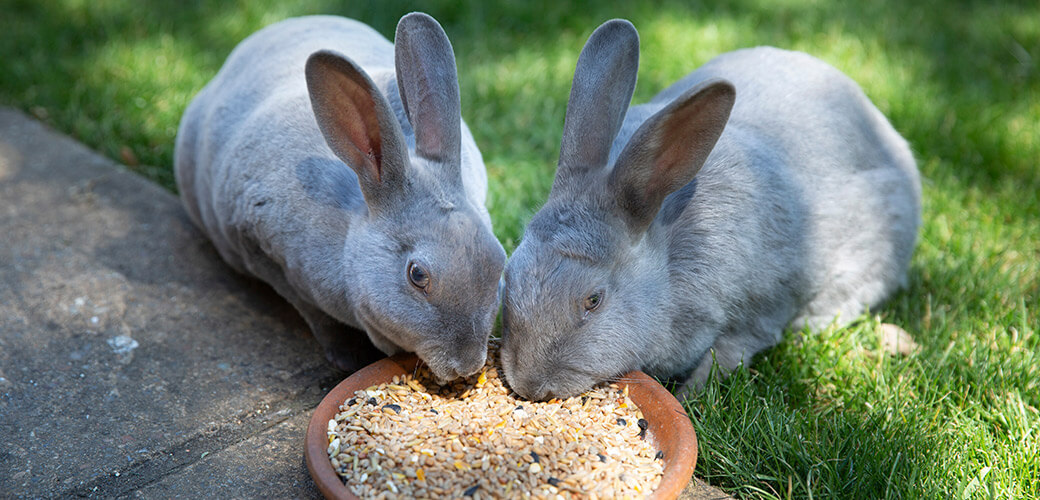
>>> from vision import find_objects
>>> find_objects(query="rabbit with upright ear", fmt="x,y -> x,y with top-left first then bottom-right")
175,13 -> 506,381
500,19 -> 921,400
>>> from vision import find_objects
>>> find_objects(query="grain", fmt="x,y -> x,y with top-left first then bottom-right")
326,344 -> 664,499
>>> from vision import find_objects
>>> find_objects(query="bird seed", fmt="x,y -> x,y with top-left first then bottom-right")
326,344 -> 664,499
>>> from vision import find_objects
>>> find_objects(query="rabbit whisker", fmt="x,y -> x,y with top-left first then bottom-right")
411,357 -> 427,379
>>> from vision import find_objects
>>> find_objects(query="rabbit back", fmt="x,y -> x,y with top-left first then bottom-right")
177,16 -> 392,272
621,47 -> 921,378
674,47 -> 919,324
176,16 -> 489,316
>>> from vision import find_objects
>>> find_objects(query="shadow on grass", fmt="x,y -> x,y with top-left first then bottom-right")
716,0 -> 1040,194
3,0 -> 1036,185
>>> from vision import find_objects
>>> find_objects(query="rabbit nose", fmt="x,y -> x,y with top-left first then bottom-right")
450,332 -> 487,377
450,346 -> 486,378
516,378 -> 552,402
452,357 -> 483,378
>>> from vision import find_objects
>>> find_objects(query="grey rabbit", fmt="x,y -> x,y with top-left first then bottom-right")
175,13 -> 506,381
500,19 -> 921,400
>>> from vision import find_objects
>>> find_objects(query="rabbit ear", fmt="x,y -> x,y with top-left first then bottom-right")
306,50 -> 410,209
555,19 -> 640,184
609,78 -> 735,235
394,12 -> 462,177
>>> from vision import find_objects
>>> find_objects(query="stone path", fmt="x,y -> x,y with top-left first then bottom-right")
0,107 -> 730,499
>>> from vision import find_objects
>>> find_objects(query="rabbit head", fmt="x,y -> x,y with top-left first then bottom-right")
306,13 -> 505,382
500,19 -> 735,400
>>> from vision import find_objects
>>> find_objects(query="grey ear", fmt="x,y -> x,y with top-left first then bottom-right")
306,50 -> 410,209
555,19 -> 640,184
395,12 -> 462,178
609,79 -> 735,235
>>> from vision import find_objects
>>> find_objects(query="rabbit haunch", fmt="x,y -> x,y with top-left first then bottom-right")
500,20 -> 921,400
175,14 -> 505,382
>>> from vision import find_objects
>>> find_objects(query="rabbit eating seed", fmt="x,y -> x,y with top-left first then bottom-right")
499,19 -> 921,400
175,13 -> 505,381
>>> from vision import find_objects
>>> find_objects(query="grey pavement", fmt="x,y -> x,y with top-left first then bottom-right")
0,107 -> 730,499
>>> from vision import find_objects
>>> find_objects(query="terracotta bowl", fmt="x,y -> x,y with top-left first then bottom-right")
305,353 -> 698,499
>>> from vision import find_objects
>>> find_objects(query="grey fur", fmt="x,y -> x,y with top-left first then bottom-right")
175,13 -> 506,381
500,19 -> 921,400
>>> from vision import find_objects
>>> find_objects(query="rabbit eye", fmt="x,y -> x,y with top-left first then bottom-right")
407,262 -> 430,290
583,292 -> 602,312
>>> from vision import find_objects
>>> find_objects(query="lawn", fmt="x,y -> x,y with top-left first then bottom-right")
2,0 -> 1037,498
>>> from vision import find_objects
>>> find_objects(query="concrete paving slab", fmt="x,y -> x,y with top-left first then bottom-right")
0,107 -> 338,497
133,412 -> 321,499
0,107 -> 731,499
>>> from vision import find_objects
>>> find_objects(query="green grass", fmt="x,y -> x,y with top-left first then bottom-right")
2,0 -> 1037,498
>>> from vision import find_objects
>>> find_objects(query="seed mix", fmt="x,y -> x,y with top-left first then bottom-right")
326,345 -> 665,499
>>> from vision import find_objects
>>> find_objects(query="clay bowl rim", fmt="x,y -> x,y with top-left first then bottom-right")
305,353 -> 698,499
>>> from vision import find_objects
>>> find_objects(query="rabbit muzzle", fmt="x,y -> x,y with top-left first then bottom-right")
422,337 -> 488,384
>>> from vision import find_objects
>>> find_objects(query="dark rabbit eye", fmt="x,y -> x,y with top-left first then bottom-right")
583,292 -> 602,312
407,262 -> 430,290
